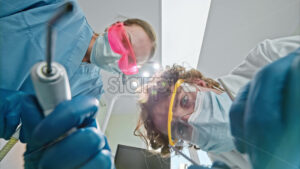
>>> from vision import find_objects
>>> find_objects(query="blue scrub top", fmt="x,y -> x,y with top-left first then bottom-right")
0,0 -> 104,99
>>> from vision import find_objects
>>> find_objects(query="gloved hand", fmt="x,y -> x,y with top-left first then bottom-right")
188,165 -> 210,169
20,95 -> 113,169
229,49 -> 300,169
188,161 -> 230,169
0,89 -> 26,139
280,53 -> 300,168
229,82 -> 251,154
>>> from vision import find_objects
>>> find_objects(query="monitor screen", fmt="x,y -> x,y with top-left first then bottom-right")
115,144 -> 170,169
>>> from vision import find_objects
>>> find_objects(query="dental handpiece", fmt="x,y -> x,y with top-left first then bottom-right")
0,3 -> 73,162
171,146 -> 200,166
218,78 -> 235,101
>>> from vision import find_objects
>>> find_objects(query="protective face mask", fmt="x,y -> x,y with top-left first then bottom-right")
187,91 -> 235,153
90,33 -> 122,74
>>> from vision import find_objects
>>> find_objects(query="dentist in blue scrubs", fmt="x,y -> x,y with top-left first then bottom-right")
0,0 -> 156,168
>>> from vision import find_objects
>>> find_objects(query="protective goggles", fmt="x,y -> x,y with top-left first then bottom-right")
168,79 -> 198,146
167,79 -> 234,153
108,22 -> 138,75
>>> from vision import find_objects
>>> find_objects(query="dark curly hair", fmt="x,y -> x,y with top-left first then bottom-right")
134,65 -> 223,156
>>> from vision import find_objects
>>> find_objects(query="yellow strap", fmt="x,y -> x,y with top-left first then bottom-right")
168,79 -> 184,146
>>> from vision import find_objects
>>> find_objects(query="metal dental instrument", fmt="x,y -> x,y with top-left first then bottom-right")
218,78 -> 235,101
0,126 -> 20,161
0,3 -> 73,162
171,146 -> 200,166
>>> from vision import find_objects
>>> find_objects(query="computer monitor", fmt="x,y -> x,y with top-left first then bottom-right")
115,144 -> 170,169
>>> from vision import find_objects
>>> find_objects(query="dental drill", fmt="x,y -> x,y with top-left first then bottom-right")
0,2 -> 73,161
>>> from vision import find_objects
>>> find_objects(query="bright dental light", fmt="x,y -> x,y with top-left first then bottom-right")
142,71 -> 150,77
131,81 -> 138,88
153,63 -> 160,70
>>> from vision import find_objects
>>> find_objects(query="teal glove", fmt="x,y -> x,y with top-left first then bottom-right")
280,53 -> 300,168
188,161 -> 230,169
229,48 -> 300,169
188,165 -> 210,169
0,89 -> 25,139
229,82 -> 251,154
20,95 -> 113,169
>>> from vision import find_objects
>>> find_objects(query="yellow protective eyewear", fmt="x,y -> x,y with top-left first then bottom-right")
168,79 -> 184,146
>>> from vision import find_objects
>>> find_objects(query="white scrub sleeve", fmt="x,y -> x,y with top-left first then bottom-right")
219,35 -> 300,96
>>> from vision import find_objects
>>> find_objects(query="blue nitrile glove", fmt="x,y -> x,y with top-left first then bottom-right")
188,165 -> 210,169
245,49 -> 300,169
280,54 -> 300,168
0,89 -> 26,139
188,161 -> 230,169
229,48 -> 300,169
20,95 -> 114,169
229,82 -> 251,154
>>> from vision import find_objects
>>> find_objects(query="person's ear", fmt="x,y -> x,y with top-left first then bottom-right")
192,79 -> 207,87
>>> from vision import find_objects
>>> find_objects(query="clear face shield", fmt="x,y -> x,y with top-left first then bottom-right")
167,79 -> 235,153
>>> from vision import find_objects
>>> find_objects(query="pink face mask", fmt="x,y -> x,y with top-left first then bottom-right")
107,22 -> 138,75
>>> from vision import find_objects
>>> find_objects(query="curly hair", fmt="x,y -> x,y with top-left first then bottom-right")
134,65 -> 223,156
